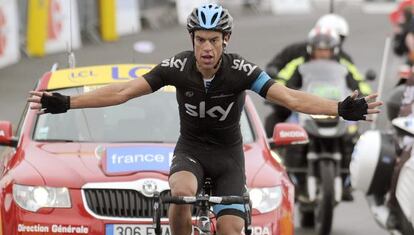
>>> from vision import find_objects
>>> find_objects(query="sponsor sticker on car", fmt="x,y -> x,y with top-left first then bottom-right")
46,64 -> 155,90
102,146 -> 174,175
17,224 -> 89,234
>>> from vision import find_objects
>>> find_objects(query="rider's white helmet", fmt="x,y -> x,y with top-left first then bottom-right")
350,130 -> 396,195
315,14 -> 349,38
306,26 -> 340,55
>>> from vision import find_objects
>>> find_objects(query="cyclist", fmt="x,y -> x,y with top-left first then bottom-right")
265,13 -> 355,78
28,3 -> 382,235
264,26 -> 372,137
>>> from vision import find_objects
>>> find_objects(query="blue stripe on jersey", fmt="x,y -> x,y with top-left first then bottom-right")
213,203 -> 246,215
251,71 -> 271,94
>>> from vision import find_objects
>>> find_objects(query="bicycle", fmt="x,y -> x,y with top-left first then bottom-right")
152,178 -> 252,235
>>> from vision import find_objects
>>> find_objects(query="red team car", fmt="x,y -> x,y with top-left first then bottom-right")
0,64 -> 303,235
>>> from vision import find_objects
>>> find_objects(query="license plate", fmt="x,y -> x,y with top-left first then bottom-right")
106,224 -> 171,235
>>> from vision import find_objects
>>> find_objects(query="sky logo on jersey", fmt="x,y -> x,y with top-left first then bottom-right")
231,59 -> 257,76
161,57 -> 187,71
104,146 -> 174,174
185,101 -> 234,121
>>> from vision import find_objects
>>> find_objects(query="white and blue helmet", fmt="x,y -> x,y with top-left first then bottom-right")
187,3 -> 233,35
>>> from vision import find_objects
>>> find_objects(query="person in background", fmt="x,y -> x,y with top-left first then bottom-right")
389,0 -> 414,57
265,13 -> 354,78
386,63 -> 414,229
264,26 -> 372,137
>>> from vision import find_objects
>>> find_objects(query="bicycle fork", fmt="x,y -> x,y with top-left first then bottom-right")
194,196 -> 211,235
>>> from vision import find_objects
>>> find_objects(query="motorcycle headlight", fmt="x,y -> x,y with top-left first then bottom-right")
309,114 -> 337,119
248,186 -> 282,213
13,184 -> 71,212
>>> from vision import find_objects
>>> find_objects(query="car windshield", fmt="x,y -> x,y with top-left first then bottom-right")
33,86 -> 255,143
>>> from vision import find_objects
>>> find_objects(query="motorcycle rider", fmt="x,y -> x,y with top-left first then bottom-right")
266,26 -> 364,201
264,26 -> 372,137
265,13 -> 356,78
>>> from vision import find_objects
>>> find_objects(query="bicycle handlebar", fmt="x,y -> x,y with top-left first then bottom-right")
161,195 -> 250,205
153,193 -> 252,235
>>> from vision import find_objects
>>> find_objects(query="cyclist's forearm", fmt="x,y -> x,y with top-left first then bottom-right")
287,89 -> 338,116
266,84 -> 338,116
70,83 -> 129,109
70,79 -> 153,109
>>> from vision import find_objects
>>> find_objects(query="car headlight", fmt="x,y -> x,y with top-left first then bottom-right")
13,184 -> 71,212
248,186 -> 282,213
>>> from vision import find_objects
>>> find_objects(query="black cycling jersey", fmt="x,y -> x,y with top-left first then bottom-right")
144,51 -> 274,147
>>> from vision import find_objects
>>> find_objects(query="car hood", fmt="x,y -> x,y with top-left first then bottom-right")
25,142 -> 282,188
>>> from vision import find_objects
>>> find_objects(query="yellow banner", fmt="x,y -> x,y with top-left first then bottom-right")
47,64 -> 154,90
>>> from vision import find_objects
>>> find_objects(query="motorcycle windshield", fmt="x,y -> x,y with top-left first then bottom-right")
298,60 -> 350,101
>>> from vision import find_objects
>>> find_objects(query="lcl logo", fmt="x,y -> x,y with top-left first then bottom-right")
0,8 -> 6,56
48,0 -> 63,40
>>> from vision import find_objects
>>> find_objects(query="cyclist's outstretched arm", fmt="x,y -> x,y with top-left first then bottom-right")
70,79 -> 153,108
265,83 -> 382,121
28,78 -> 153,113
266,83 -> 338,115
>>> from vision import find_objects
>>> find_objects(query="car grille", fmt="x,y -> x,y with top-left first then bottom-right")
83,189 -> 197,219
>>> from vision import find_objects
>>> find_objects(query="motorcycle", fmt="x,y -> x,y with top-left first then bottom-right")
350,62 -> 414,235
350,115 -> 414,235
393,116 -> 414,235
281,60 -> 358,235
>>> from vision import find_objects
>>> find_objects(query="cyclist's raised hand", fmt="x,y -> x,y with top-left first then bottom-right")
28,91 -> 70,114
338,90 -> 383,121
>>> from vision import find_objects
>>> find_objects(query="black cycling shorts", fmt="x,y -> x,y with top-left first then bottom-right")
169,144 -> 247,219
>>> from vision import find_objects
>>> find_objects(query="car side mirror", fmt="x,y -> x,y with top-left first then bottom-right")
365,69 -> 376,81
269,123 -> 308,148
0,121 -> 18,147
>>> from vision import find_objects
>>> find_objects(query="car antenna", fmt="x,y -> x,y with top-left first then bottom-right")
67,0 -> 76,68
329,0 -> 335,13
50,63 -> 59,72
132,25 -> 137,64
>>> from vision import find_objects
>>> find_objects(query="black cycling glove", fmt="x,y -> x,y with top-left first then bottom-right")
338,95 -> 368,121
40,92 -> 70,114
